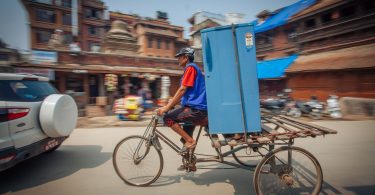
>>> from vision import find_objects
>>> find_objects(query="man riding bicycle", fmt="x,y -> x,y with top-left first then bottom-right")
157,47 -> 207,152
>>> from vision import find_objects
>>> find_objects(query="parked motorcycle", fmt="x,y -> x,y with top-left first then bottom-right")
296,96 -> 324,120
260,89 -> 301,118
326,95 -> 342,119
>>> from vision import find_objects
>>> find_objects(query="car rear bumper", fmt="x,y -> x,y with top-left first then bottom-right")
0,136 -> 67,172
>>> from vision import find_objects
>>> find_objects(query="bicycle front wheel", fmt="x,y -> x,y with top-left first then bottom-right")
113,135 -> 163,186
253,146 -> 323,195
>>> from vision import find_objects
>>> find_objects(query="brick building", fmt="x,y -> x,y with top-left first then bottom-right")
21,0 -> 106,52
109,11 -> 188,58
286,0 -> 375,100
188,11 -> 245,62
0,40 -> 23,73
254,5 -> 305,98
254,0 -> 375,100
18,1 -> 190,116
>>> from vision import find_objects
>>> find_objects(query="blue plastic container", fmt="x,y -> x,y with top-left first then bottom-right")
201,23 -> 261,134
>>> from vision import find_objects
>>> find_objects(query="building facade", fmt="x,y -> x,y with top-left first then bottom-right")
0,40 -> 23,73
21,0 -> 106,52
286,0 -> 375,100
253,0 -> 375,100
19,1 -> 190,116
188,11 -> 245,62
110,11 -> 188,59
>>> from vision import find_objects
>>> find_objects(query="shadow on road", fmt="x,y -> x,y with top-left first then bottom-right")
344,185 -> 375,195
0,145 -> 111,194
151,163 -> 345,195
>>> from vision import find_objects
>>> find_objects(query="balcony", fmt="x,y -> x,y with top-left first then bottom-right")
297,12 -> 375,44
256,42 -> 274,53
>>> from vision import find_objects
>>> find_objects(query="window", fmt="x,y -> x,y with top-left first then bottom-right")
88,26 -> 100,36
62,13 -> 71,25
305,18 -> 316,28
66,74 -> 83,92
285,27 -> 296,41
362,0 -> 375,12
85,8 -> 102,19
321,12 -> 333,24
340,6 -> 356,18
148,37 -> 153,48
36,30 -> 52,43
165,40 -> 170,50
157,39 -> 161,49
64,34 -> 73,44
36,9 -> 56,23
61,0 -> 72,8
0,81 -> 58,102
0,53 -> 9,61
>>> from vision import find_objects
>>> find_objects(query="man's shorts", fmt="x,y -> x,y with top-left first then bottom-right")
163,106 -> 207,127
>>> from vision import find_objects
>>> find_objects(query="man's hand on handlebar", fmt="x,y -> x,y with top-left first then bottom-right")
156,106 -> 168,116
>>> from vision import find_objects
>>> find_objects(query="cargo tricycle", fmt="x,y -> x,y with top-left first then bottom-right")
112,23 -> 337,195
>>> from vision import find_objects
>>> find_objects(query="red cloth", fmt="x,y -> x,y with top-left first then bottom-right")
181,66 -> 197,87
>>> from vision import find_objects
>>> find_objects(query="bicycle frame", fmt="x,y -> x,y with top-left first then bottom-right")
140,116 -> 278,171
113,113 -> 335,194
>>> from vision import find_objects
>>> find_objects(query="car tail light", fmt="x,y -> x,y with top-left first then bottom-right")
2,108 -> 30,121
8,108 -> 30,120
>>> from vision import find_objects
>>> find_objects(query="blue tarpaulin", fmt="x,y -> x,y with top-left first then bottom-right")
254,0 -> 316,33
257,55 -> 298,79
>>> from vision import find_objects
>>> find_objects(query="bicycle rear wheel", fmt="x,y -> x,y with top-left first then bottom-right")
253,146 -> 323,195
113,135 -> 163,186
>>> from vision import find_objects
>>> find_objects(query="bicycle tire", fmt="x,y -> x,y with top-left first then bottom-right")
113,135 -> 163,186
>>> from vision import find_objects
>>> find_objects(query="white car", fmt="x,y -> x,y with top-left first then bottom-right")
0,73 -> 77,171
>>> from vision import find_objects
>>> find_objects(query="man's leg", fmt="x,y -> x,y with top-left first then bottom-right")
181,124 -> 196,144
170,124 -> 196,147
164,107 -> 196,147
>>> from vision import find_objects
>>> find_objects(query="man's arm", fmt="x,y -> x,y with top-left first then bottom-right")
157,85 -> 188,115
165,85 -> 188,110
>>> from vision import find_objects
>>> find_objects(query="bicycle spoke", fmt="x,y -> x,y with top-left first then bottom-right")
113,135 -> 163,186
254,146 -> 322,195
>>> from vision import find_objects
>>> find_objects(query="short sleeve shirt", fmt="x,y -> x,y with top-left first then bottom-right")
181,66 -> 197,87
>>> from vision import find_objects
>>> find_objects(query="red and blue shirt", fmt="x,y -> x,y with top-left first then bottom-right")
180,63 -> 207,110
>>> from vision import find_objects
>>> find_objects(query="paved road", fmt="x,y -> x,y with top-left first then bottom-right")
1,120 -> 374,195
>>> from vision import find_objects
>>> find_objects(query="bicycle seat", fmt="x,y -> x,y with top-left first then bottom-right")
192,116 -> 209,126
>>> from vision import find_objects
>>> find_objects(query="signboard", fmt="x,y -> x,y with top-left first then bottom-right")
31,50 -> 57,64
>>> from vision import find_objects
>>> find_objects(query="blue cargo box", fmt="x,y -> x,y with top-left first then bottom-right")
201,23 -> 261,134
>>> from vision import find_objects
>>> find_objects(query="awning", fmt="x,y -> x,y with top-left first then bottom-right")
286,43 -> 375,73
257,55 -> 298,79
14,63 -> 184,76
254,0 -> 316,33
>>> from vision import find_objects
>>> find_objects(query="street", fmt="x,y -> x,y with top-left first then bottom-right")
1,120 -> 375,195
